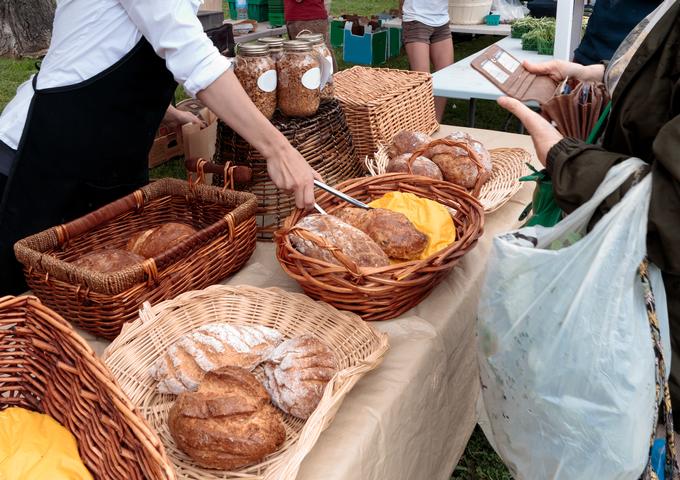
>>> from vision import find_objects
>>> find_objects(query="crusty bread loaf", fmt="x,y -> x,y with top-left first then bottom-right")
72,249 -> 144,273
149,323 -> 283,395
168,366 -> 286,470
126,222 -> 197,258
263,335 -> 338,419
335,207 -> 428,260
290,214 -> 390,268
424,132 -> 492,189
386,154 -> 443,180
387,131 -> 432,158
423,131 -> 472,158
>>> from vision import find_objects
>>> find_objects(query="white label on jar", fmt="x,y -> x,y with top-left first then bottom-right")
325,56 -> 334,76
301,67 -> 321,90
257,69 -> 277,93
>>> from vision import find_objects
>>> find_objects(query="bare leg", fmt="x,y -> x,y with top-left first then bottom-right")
405,41 -> 431,73
430,36 -> 454,122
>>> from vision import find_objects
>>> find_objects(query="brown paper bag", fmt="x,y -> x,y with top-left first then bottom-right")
181,107 -> 218,185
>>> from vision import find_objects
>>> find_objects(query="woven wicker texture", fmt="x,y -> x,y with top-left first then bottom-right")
333,66 -> 439,159
0,295 -> 175,480
102,285 -> 389,480
14,179 -> 257,340
275,173 -> 485,321
366,145 -> 531,213
214,99 -> 363,240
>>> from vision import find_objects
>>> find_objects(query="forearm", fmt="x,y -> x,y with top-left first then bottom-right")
197,70 -> 291,158
572,63 -> 605,83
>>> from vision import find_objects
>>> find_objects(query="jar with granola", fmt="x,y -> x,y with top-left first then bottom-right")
296,32 -> 334,101
258,37 -> 284,62
234,43 -> 277,119
277,40 -> 321,117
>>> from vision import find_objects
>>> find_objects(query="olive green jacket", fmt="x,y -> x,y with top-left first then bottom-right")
547,2 -> 680,275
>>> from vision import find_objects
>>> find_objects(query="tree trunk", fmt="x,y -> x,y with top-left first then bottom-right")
0,0 -> 56,58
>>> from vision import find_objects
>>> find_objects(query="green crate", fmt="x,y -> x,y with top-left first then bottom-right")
227,0 -> 237,20
248,1 -> 268,21
343,26 -> 387,66
269,12 -> 285,27
330,19 -> 345,47
387,26 -> 401,58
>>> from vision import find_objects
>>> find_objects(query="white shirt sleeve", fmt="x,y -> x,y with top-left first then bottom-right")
118,0 -> 232,97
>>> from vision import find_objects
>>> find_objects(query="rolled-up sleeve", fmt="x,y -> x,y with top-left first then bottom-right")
119,0 -> 232,97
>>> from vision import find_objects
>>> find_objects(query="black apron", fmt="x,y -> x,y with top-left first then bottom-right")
0,38 -> 177,295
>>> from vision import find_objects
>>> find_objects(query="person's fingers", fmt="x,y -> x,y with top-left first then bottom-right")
294,185 -> 306,209
302,181 -> 315,209
312,170 -> 323,183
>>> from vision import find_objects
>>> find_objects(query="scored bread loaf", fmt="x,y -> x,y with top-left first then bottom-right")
126,222 -> 197,258
290,214 -> 390,268
387,131 -> 432,159
148,323 -> 283,394
72,249 -> 145,273
386,154 -> 443,180
335,207 -> 428,260
263,335 -> 338,419
168,366 -> 286,470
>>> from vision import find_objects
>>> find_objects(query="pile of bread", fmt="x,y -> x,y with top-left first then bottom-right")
291,206 -> 429,269
385,130 -> 492,189
148,323 -> 338,471
72,222 -> 197,273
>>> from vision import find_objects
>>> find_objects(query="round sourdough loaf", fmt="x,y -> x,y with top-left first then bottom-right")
126,222 -> 197,258
72,249 -> 144,273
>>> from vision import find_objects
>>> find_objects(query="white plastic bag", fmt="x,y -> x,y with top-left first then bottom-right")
477,158 -> 670,480
491,0 -> 528,22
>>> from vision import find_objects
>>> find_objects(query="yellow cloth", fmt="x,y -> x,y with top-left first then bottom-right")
0,407 -> 92,480
369,192 -> 456,260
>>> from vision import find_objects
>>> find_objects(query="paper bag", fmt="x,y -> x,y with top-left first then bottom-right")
180,107 -> 218,185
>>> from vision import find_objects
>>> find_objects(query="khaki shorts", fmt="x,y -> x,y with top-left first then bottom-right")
402,20 -> 451,45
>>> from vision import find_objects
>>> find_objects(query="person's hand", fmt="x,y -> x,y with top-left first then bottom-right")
162,105 -> 207,129
266,145 -> 322,209
497,96 -> 563,167
523,60 -> 605,84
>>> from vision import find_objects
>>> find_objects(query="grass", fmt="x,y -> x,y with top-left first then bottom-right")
0,4 -> 512,477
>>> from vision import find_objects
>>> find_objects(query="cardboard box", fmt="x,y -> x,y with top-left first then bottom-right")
342,23 -> 387,66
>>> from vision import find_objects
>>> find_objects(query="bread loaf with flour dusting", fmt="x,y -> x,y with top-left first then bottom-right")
149,323 -> 283,394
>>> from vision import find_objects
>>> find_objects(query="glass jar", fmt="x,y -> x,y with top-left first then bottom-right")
234,43 -> 277,120
258,37 -> 284,62
296,32 -> 334,100
277,40 -> 321,118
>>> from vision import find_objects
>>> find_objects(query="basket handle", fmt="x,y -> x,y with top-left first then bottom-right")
185,157 -> 253,185
407,138 -> 486,197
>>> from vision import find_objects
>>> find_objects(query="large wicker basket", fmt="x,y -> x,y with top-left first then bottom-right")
333,66 -> 439,158
214,99 -> 363,240
14,179 -> 257,340
0,295 -> 175,480
102,285 -> 389,480
275,173 -> 485,321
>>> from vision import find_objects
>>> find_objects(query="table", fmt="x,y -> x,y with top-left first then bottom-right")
79,125 -> 538,479
223,19 -> 287,43
432,36 -> 553,127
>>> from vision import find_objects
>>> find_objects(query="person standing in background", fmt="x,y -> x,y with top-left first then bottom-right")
574,0 -> 661,65
400,0 -> 452,122
285,0 -> 334,59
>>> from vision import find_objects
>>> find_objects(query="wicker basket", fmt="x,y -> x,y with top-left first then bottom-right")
14,179 -> 257,340
333,66 -> 439,159
214,99 -> 363,240
102,285 -> 389,480
0,295 -> 175,480
275,173 -> 485,321
365,142 -> 531,213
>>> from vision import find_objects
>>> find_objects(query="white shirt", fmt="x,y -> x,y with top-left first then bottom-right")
402,0 -> 450,28
0,0 -> 232,153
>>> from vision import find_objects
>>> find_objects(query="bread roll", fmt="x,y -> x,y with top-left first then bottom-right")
335,208 -> 428,260
386,154 -> 443,180
387,131 -> 432,158
431,152 -> 481,189
127,222 -> 197,258
290,214 -> 390,268
263,335 -> 338,419
168,366 -> 286,470
424,131 -> 472,158
73,249 -> 144,273
148,323 -> 283,395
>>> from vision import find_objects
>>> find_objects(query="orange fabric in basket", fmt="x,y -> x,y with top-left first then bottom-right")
369,192 -> 456,259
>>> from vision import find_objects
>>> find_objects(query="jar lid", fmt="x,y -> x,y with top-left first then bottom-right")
296,33 -> 325,45
237,42 -> 270,56
283,40 -> 313,52
258,37 -> 284,47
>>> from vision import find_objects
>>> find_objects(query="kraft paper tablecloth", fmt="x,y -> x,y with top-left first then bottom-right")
78,126 -> 538,480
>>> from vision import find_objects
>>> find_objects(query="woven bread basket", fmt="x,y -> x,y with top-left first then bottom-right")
102,284 -> 389,480
333,66 -> 439,158
275,172 -> 485,321
0,295 -> 175,480
365,141 -> 531,213
214,99 -> 363,240
14,179 -> 257,340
